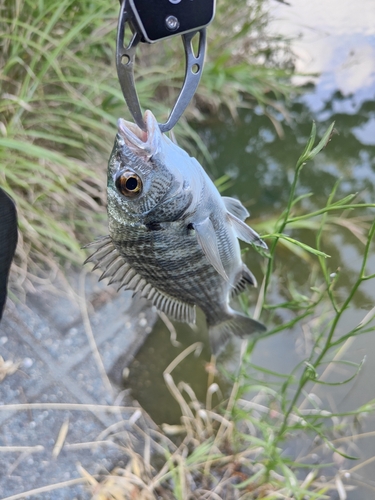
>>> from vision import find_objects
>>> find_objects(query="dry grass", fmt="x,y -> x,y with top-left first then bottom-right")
0,356 -> 20,382
0,339 -> 373,500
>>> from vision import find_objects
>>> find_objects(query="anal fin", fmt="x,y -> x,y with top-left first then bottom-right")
231,264 -> 257,297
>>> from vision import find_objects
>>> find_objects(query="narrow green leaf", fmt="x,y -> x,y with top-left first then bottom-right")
300,121 -> 316,161
306,122 -> 335,161
265,233 -> 331,258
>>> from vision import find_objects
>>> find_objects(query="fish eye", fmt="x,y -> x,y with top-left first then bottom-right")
115,170 -> 143,198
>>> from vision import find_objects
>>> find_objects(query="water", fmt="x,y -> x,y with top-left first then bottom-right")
125,2 -> 375,497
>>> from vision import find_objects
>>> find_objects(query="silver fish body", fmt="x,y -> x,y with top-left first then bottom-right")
86,111 -> 266,353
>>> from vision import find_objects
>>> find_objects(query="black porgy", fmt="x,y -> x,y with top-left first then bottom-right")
85,110 -> 266,353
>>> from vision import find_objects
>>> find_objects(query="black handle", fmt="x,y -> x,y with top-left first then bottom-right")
0,188 -> 18,320
129,0 -> 215,43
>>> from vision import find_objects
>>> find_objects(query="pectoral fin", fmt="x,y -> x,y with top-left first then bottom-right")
228,212 -> 267,249
222,196 -> 250,221
195,217 -> 228,281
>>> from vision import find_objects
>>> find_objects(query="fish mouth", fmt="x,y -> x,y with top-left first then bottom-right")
117,110 -> 160,157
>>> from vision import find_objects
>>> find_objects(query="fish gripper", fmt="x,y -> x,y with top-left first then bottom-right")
116,0 -> 215,132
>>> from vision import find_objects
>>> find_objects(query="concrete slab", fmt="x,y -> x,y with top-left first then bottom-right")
0,269 -> 156,499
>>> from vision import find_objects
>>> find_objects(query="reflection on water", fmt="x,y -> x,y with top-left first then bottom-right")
271,0 -> 375,99
126,2 -> 375,497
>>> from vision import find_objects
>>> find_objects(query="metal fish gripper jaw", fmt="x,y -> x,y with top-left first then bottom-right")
116,0 -> 216,133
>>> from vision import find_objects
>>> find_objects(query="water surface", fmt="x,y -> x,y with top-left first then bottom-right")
126,2 -> 375,497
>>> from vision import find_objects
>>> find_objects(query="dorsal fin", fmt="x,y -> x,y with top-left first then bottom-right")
84,236 -> 196,324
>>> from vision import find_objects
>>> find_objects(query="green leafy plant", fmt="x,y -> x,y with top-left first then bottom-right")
248,123 -> 375,482
80,124 -> 375,499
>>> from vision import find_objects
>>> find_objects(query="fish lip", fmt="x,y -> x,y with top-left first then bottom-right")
118,119 -> 147,142
117,110 -> 160,156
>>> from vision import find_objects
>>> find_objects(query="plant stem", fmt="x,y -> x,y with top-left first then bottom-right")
276,219 -> 375,440
288,203 -> 375,223
263,156 -> 306,298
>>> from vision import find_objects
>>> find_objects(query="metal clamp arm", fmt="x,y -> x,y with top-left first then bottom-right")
159,29 -> 206,133
116,2 -> 144,130
116,0 -> 211,132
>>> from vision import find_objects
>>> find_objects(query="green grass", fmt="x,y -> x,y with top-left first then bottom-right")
0,0 -> 293,281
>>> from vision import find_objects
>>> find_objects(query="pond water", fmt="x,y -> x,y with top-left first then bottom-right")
125,1 -> 375,497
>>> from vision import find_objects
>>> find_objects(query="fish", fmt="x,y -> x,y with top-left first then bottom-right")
85,110 -> 267,354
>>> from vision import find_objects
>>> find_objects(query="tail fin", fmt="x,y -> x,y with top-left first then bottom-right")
208,311 -> 266,355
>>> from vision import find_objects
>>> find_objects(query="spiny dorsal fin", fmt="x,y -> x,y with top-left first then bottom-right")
144,286 -> 196,324
83,235 -> 114,266
83,235 -> 112,250
222,196 -> 250,221
84,236 -> 196,324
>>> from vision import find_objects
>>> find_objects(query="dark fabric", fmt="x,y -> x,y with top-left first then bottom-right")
0,188 -> 18,320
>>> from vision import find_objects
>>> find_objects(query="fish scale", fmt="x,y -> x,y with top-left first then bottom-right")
113,232 -> 219,307
86,110 -> 267,354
